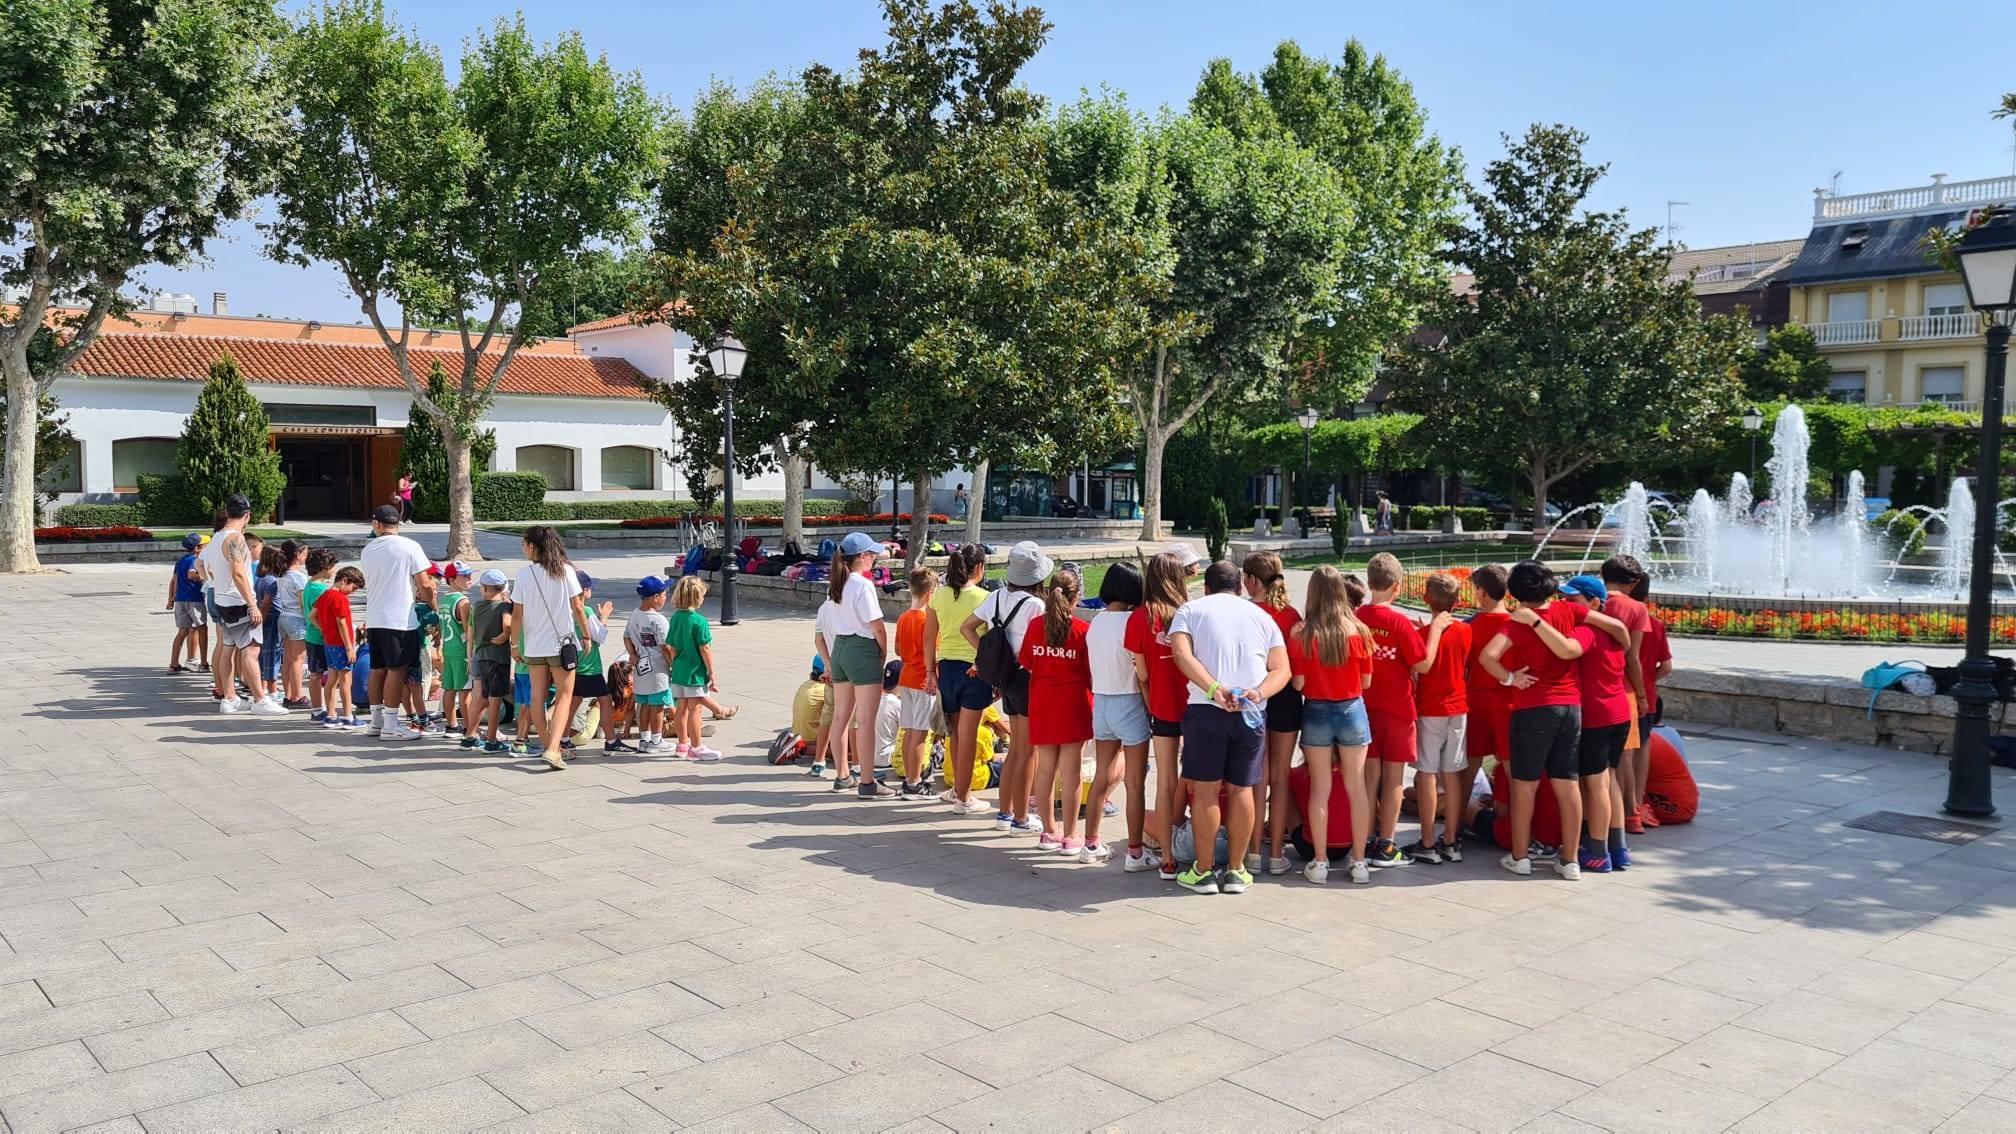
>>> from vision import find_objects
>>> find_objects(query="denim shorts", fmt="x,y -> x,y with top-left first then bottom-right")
278,612 -> 307,642
1300,696 -> 1372,748
1092,691 -> 1151,745
515,673 -> 533,705
938,659 -> 993,713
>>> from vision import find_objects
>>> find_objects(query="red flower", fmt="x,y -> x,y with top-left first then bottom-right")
34,525 -> 154,543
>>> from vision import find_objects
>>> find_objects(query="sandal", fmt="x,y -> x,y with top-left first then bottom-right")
710,705 -> 740,721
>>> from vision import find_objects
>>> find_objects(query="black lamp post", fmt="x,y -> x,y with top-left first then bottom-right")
1296,407 -> 1319,525
1944,212 -> 2016,818
1742,405 -> 1764,486
707,334 -> 748,627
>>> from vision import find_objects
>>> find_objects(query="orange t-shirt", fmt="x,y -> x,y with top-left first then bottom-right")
895,608 -> 929,690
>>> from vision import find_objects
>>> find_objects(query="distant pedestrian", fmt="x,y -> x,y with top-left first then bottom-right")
1375,491 -> 1393,535
953,483 -> 970,520
396,473 -> 415,522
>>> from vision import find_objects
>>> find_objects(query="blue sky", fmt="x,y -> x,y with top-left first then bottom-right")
141,0 -> 2016,323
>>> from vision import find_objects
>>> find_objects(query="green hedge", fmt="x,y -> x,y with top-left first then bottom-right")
1405,505 -> 1494,531
134,474 -> 210,526
562,498 -> 849,521
472,472 -> 551,520
1876,509 -> 1928,557
53,502 -> 147,527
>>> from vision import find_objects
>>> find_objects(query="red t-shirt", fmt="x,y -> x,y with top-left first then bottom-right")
1125,607 -> 1188,723
1497,602 -> 1585,710
1355,603 -> 1425,720
1604,592 -> 1651,638
1466,610 -> 1514,713
1019,617 -> 1093,745
1287,630 -> 1372,700
1643,617 -> 1671,710
1576,622 -> 1630,726
1260,603 -> 1301,641
1415,619 -> 1471,717
313,587 -> 354,647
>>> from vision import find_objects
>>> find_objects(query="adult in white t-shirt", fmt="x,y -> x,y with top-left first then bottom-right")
512,525 -> 586,770
1166,561 -> 1290,888
358,504 -> 434,740
824,533 -> 895,798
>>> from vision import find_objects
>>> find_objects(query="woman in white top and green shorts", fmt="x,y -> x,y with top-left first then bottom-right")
826,533 -> 894,800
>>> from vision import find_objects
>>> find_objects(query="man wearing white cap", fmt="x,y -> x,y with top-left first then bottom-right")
963,540 -> 1051,833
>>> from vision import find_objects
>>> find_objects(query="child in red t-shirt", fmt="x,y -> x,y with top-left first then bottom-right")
1286,566 -> 1376,884
1599,556 -> 1655,831
1407,572 -> 1472,865
1124,552 -> 1194,879
1463,564 -> 1514,823
1022,569 -> 1094,855
1563,575 -> 1631,873
312,567 -> 364,728
1356,554 -> 1425,868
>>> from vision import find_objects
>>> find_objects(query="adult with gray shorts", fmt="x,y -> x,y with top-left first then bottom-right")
202,494 -> 286,717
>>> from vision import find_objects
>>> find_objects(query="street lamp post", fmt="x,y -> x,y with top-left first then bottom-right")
1742,405 -> 1764,486
706,335 -> 748,627
1296,408 -> 1319,532
1944,212 -> 2016,818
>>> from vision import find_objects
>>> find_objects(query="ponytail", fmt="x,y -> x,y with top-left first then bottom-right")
1242,551 -> 1289,611
827,548 -> 849,604
522,525 -> 569,578
1043,568 -> 1081,647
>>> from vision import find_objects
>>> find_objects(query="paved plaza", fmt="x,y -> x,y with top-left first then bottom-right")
2,552 -> 2016,1132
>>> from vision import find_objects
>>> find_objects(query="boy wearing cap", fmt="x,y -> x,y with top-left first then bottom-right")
465,569 -> 514,753
166,533 -> 210,674
627,575 -> 676,754
436,563 -> 472,735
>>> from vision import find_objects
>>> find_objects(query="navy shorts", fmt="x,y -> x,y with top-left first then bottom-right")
938,659 -> 992,713
322,645 -> 352,673
1178,703 -> 1264,787
307,644 -> 329,675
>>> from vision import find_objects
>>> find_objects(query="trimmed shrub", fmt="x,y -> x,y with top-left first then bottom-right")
563,498 -> 852,521
176,351 -> 284,520
54,502 -> 146,527
1405,505 -> 1493,531
471,471 -> 551,520
135,474 -> 209,526
1877,509 -> 1928,557
1206,498 -> 1229,563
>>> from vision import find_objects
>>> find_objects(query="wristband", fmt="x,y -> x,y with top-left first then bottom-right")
1207,681 -> 1221,700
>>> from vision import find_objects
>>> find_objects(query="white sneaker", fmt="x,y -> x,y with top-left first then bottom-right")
1266,856 -> 1291,876
249,699 -> 289,717
1123,848 -> 1163,873
1500,854 -> 1533,876
380,723 -> 422,742
1081,842 -> 1113,864
1303,860 -> 1329,885
938,788 -> 961,805
1349,859 -> 1371,885
954,797 -> 993,816
218,697 -> 249,714
366,709 -> 384,736
1243,853 -> 1262,875
689,746 -> 723,763
1553,860 -> 1582,881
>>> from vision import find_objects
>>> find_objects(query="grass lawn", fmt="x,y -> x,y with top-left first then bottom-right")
149,527 -> 311,542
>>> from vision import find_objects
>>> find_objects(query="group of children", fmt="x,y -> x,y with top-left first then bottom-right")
799,536 -> 1677,892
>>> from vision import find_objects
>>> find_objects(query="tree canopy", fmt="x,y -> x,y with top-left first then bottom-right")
1737,323 -> 1832,402
177,352 -> 285,520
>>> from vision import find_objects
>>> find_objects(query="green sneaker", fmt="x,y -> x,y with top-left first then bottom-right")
1176,865 -> 1220,895
1219,867 -> 1253,894
510,740 -> 532,756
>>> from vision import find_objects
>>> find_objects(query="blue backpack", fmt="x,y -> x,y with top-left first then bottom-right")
816,537 -> 838,561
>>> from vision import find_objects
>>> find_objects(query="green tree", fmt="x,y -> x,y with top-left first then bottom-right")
266,2 -> 661,561
512,248 -> 656,340
0,0 -> 283,571
1392,125 -> 1749,529
396,362 -> 496,522
176,352 -> 285,520
1738,324 -> 1832,402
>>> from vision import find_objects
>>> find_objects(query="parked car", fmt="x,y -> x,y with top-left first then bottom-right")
1457,488 -> 1563,524
1048,493 -> 1097,519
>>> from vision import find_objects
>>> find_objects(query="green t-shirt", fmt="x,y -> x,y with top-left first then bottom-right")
302,580 -> 332,645
928,584 -> 987,663
578,615 -> 605,678
665,608 -> 713,686
468,597 -> 509,666
437,592 -> 467,657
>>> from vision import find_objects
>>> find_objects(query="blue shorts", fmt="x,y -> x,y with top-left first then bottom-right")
515,673 -> 533,705
1301,697 -> 1372,749
279,612 -> 307,642
1092,691 -> 1151,745
323,645 -> 352,672
937,660 -> 993,713
636,689 -> 673,707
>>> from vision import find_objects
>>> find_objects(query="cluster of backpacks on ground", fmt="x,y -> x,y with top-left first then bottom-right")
683,535 -> 989,591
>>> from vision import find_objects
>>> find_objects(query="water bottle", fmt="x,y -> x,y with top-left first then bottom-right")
1230,687 -> 1266,732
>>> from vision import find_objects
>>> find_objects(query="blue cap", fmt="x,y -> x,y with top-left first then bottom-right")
884,659 -> 903,689
477,568 -> 509,587
811,654 -> 825,677
840,532 -> 880,557
181,533 -> 203,550
575,569 -> 594,591
1561,575 -> 1608,602
637,575 -> 669,597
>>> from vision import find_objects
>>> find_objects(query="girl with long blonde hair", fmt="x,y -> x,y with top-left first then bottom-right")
1123,550 -> 1193,877
1288,566 -> 1377,884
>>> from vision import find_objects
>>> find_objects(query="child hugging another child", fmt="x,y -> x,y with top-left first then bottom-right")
1407,572 -> 1472,865
1356,553 -> 1426,869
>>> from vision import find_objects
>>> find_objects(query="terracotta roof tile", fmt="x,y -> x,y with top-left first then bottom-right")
73,333 -> 657,400
566,302 -> 684,336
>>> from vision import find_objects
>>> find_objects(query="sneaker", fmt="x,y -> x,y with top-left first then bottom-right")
955,797 -> 993,816
636,739 -> 666,755
1176,865 -> 1220,895
993,812 -> 1014,831
673,743 -> 692,759
380,723 -> 422,742
1080,841 -> 1111,863
858,779 -> 901,799
1624,813 -> 1646,835
1368,843 -> 1408,869
1266,856 -> 1291,876
1243,853 -> 1262,875
249,699 -> 289,718
1638,806 -> 1662,829
309,710 -> 329,724
806,760 -> 828,777
689,746 -> 724,763
321,715 -> 348,730
541,748 -> 566,771
937,788 -> 962,805
831,774 -> 860,792
1100,799 -> 1119,817
218,697 -> 248,714
901,781 -> 932,799
483,740 -> 511,754
1442,840 -> 1464,863
1403,841 -> 1443,866
459,737 -> 482,750
1500,854 -> 1533,876
423,719 -> 446,736
1303,860 -> 1329,885
511,741 -> 532,756
560,738 -> 577,752
1059,838 -> 1084,857
1578,851 -> 1613,874
1219,867 -> 1253,894
282,697 -> 311,710
1123,848 -> 1161,873
1157,858 -> 1178,882
1528,842 -> 1560,862
1036,832 -> 1065,852
365,714 -> 383,737
1008,816 -> 1043,834
1554,860 -> 1582,881
1348,859 -> 1371,885
1611,845 -> 1633,870
604,739 -> 639,754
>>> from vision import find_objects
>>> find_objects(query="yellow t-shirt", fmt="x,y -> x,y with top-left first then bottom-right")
928,584 -> 988,664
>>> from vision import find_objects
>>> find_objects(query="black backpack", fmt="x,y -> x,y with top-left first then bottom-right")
973,593 -> 1034,689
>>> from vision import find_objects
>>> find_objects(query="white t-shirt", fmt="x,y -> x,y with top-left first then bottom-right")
1087,609 -> 1139,696
825,572 -> 884,639
512,564 -> 583,656
815,600 -> 849,652
1167,592 -> 1285,705
360,534 -> 429,630
200,532 -> 244,606
275,568 -> 309,616
972,587 -> 1043,655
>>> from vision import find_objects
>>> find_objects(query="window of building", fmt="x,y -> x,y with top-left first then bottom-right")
1920,366 -> 1965,403
515,444 -> 576,491
38,438 -> 82,494
111,437 -> 179,492
1827,291 -> 1869,323
599,445 -> 655,491
1924,283 -> 1968,317
1828,371 -> 1867,404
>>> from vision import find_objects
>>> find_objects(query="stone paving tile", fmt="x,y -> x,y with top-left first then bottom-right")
305,1076 -> 525,1133
136,1064 -> 380,1131
1105,1078 -> 1317,1130
151,955 -> 347,1016
0,991 -> 167,1058
395,973 -> 590,1039
347,1020 -> 564,1098
626,1041 -> 839,1126
649,990 -> 849,1062
481,1032 -> 695,1112
932,1012 -> 1116,1089
1228,1036 -> 1428,1119
933,1064 -> 1150,1130
211,1009 -> 427,1085
0,1052 -> 237,1134
0,1041 -> 105,1104
275,963 -> 471,1027
83,996 -> 298,1072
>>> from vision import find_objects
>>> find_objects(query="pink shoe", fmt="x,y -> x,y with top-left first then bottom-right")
1059,838 -> 1084,856
673,743 -> 691,759
689,746 -> 723,763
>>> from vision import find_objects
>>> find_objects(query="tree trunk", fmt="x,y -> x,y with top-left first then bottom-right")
0,356 -> 43,572
444,422 -> 480,562
1138,427 -> 1166,542
964,458 -> 987,546
908,467 -> 931,571
781,441 -> 807,547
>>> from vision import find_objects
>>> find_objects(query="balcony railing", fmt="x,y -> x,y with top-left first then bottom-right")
1815,174 -> 2016,221
1811,319 -> 1881,346
1899,312 -> 1982,341
1893,399 -> 2011,415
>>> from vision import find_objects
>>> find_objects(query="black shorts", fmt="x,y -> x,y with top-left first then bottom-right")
367,628 -> 422,671
1265,684 -> 1303,733
306,645 -> 328,675
1509,704 -> 1581,782
475,659 -> 513,699
574,673 -> 610,699
1178,704 -> 1265,786
999,670 -> 1031,717
1150,716 -> 1183,739
1645,696 -> 1663,727
1577,721 -> 1630,777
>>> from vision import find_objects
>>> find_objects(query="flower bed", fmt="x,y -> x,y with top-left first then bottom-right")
34,525 -> 155,543
620,512 -> 951,530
